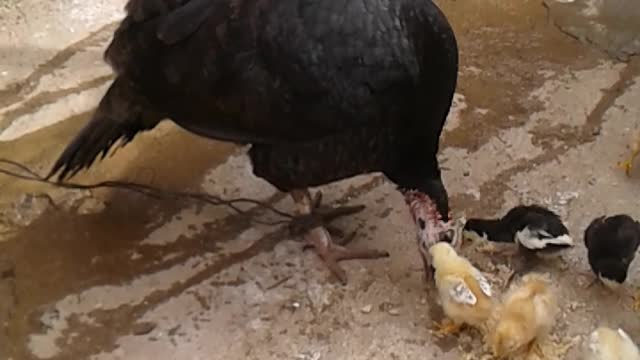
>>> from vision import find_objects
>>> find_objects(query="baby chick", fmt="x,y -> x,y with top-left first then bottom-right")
429,242 -> 494,337
617,128 -> 640,177
584,215 -> 640,307
490,273 -> 558,359
463,205 -> 573,282
585,326 -> 640,360
463,205 -> 573,252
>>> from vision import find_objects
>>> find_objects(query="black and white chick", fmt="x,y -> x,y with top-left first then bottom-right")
462,205 -> 574,279
584,215 -> 640,303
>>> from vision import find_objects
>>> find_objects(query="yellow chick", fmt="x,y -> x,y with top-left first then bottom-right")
428,242 -> 494,337
489,272 -> 558,359
585,326 -> 640,360
618,129 -> 640,177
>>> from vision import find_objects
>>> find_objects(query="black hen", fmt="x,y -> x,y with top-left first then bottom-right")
47,0 -> 459,284
584,214 -> 640,290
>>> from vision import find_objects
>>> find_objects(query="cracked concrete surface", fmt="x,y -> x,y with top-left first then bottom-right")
0,0 -> 639,359
545,0 -> 640,61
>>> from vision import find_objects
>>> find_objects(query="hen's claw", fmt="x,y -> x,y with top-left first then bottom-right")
302,230 -> 357,251
305,227 -> 389,284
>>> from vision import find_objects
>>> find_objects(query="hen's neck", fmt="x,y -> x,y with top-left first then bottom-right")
403,189 -> 443,224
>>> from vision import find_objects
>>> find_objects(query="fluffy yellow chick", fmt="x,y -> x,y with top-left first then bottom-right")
618,129 -> 640,176
428,242 -> 494,337
490,272 -> 558,359
585,326 -> 640,360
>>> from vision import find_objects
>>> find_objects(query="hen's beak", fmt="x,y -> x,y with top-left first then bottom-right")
439,229 -> 455,244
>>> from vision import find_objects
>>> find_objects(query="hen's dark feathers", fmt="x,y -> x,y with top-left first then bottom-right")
125,0 -> 186,23
49,0 -> 459,204
156,0 -> 215,44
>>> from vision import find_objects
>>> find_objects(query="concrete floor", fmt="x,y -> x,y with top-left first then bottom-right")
0,0 -> 639,359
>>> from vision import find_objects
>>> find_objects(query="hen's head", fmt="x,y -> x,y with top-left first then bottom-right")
403,189 -> 456,258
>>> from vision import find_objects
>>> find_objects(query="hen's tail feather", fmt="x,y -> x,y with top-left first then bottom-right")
46,77 -> 162,181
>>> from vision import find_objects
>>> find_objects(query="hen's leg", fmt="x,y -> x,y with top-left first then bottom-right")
289,189 -> 366,241
290,189 -> 389,284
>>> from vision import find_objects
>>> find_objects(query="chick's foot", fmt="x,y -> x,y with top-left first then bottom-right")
632,289 -> 640,312
618,149 -> 639,177
526,341 -> 544,359
430,319 -> 464,338
476,243 -> 519,263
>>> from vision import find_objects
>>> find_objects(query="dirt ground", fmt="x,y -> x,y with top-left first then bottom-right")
0,0 -> 639,359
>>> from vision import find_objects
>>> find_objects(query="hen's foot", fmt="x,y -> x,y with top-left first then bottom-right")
288,190 -> 366,237
303,226 -> 389,284
290,189 -> 388,284
430,319 -> 464,338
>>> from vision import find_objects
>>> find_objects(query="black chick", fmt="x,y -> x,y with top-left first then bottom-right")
463,205 -> 573,252
462,205 -> 574,281
584,214 -> 640,292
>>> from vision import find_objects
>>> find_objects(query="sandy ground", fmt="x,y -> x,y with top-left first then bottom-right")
0,0 -> 639,359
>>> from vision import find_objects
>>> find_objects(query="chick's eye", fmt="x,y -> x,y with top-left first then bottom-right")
417,218 -> 426,230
